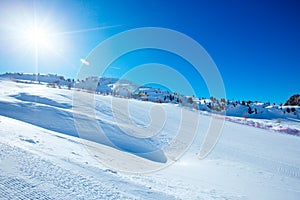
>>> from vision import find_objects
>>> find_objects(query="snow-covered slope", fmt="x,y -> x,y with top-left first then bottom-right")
2,72 -> 299,123
1,79 -> 300,199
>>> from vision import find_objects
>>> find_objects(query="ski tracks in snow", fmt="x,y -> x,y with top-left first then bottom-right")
0,142 -> 175,200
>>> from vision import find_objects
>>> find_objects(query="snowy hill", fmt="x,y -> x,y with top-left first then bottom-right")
1,75 -> 300,199
2,72 -> 299,121
1,72 -> 299,136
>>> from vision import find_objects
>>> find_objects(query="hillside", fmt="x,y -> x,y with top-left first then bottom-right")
1,72 -> 299,137
0,78 -> 300,199
285,94 -> 300,106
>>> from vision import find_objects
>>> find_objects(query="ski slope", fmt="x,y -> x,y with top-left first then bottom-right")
1,79 -> 300,199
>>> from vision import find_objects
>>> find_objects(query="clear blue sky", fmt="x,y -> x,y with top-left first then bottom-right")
0,0 -> 299,103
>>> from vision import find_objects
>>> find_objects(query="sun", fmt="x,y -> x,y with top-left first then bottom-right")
25,27 -> 49,47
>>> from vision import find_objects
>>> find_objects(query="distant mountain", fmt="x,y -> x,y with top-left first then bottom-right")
284,94 -> 300,106
1,72 -> 299,120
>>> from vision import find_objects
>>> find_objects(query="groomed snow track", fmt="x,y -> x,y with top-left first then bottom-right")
0,142 -> 175,200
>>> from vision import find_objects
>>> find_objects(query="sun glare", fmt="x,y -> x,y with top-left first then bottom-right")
25,27 -> 49,47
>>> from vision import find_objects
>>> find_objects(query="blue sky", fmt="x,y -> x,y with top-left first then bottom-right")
0,0 -> 299,103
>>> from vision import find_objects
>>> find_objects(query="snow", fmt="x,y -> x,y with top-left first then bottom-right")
2,72 -> 299,122
1,78 -> 300,199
